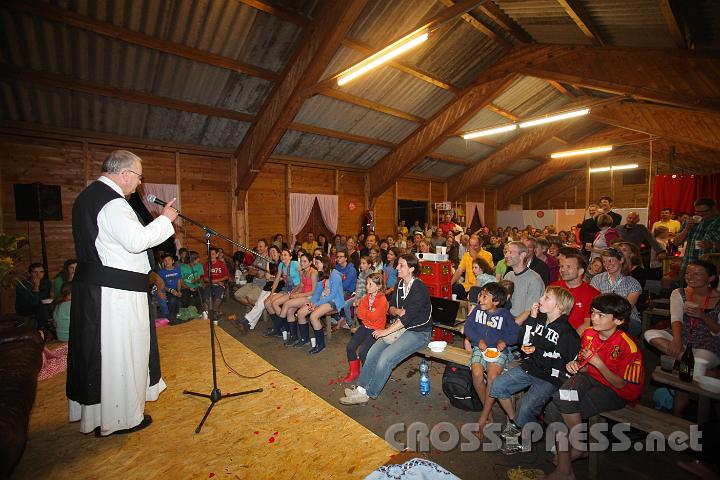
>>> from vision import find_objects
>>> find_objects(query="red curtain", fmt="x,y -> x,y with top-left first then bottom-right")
650,175 -> 696,224
695,173 -> 720,201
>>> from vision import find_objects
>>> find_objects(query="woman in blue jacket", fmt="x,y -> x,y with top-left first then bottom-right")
293,255 -> 344,354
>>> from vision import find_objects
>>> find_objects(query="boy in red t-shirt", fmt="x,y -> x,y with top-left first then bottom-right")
543,293 -> 643,479
202,247 -> 230,314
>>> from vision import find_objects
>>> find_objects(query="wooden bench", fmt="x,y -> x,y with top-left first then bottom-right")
587,404 -> 694,479
418,345 -> 471,365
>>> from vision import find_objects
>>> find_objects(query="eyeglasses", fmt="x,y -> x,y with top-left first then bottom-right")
125,169 -> 143,180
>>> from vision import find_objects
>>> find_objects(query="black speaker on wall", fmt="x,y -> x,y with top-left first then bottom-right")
13,183 -> 63,221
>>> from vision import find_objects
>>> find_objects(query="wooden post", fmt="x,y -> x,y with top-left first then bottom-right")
176,151 -> 185,246
83,141 -> 89,184
646,139 -> 653,220
286,165 -> 292,240
585,156 -> 591,209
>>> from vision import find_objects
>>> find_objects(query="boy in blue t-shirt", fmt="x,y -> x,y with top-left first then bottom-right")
463,282 -> 517,413
158,254 -> 184,324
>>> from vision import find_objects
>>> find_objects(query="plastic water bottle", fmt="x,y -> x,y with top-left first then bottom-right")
235,269 -> 242,285
419,359 -> 430,396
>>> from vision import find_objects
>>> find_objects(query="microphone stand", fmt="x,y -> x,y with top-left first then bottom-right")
164,204 -> 265,433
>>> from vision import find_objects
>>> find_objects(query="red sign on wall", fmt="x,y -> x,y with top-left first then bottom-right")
537,211 -> 544,218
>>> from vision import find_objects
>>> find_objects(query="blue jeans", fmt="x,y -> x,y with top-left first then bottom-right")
357,328 -> 431,398
156,293 -> 180,321
490,366 -> 557,427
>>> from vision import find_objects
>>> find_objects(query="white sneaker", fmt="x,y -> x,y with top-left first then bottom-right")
344,386 -> 357,397
501,435 -> 531,455
339,389 -> 369,405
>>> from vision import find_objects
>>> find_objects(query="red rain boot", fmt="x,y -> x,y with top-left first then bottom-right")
343,359 -> 361,383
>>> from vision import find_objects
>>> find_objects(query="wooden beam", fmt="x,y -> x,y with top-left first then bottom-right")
368,73 -> 518,203
498,127 -> 650,206
590,101 -> 720,151
3,1 -> 280,81
447,121 -> 571,200
556,0 -> 605,46
0,65 -> 400,151
548,80 -> 574,98
657,0 -> 688,50
237,0 -> 310,27
477,1 -> 533,43
234,0 -> 368,191
506,44 -> 720,113
427,152 -> 474,166
318,88 -> 425,123
287,123 -> 395,149
341,39 -> 460,93
438,0 -> 512,49
487,102 -> 519,121
0,64 -> 255,122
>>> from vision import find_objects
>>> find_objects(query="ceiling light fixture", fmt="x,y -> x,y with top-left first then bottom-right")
462,124 -> 517,140
519,108 -> 590,128
589,163 -> 639,173
337,29 -> 430,86
551,145 -> 613,158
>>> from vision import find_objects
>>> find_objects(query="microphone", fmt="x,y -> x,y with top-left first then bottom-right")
146,194 -> 177,210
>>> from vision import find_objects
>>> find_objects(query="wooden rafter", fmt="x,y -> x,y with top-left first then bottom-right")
487,102 -> 518,121
500,44 -> 720,113
369,73 -> 518,204
317,88 -> 425,124
234,0 -> 368,191
426,152 -> 474,166
0,64 -> 255,122
438,0 -> 512,49
447,121 -> 571,200
477,1 -> 533,43
556,0 -> 605,46
236,0 -> 310,27
590,101 -> 720,151
0,64 -> 400,149
498,127 -> 647,206
341,39 -> 459,94
2,0 -> 280,81
657,0 -> 688,50
547,80 -> 574,98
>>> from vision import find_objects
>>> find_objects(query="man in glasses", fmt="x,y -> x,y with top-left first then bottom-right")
675,197 -> 720,274
68,150 -> 178,437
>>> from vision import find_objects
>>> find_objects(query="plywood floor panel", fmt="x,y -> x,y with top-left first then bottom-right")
15,321 -> 396,479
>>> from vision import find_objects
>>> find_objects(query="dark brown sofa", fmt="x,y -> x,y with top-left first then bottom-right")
0,315 -> 43,478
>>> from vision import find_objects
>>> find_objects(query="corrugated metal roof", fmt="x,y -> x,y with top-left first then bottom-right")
504,157 -> 542,174
412,158 -> 467,178
457,106 -> 509,133
273,130 -> 390,167
434,137 -> 495,161
493,77 -> 569,118
485,173 -> 515,186
494,0 -> 592,45
294,95 -> 418,144
322,47 -> 455,119
689,0 -> 720,48
585,0 -> 675,48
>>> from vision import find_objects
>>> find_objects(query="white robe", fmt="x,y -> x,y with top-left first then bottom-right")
69,176 -> 174,435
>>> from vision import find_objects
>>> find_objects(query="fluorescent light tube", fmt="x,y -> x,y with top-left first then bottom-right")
589,163 -> 639,173
551,145 -> 613,159
519,108 -> 590,128
462,124 -> 517,139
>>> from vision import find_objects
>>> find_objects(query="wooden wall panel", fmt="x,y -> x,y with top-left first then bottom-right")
289,166 -> 335,194
178,154 -> 233,253
247,163 -> 287,245
373,188 -> 396,239
337,171 -> 365,236
396,178 -> 429,201
0,136 -> 84,282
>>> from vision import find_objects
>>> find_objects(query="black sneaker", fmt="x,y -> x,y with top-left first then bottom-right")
263,328 -> 278,338
292,338 -> 310,348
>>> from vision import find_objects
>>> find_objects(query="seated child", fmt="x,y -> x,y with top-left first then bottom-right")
468,258 -> 499,304
477,286 -> 580,455
342,273 -> 389,383
53,282 -> 72,342
158,254 -> 184,324
463,282 -> 517,414
544,293 -> 643,479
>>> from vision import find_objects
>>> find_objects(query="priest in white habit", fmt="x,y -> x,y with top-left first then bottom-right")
67,150 -> 178,436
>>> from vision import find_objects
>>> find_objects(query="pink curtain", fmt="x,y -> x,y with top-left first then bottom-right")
465,202 -> 484,228
289,193 -> 316,247
650,175 -> 696,225
140,183 -> 181,221
316,194 -> 338,236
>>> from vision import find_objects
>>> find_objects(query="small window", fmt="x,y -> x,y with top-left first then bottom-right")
622,169 -> 647,185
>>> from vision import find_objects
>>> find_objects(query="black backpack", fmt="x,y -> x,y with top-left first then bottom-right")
442,362 -> 483,411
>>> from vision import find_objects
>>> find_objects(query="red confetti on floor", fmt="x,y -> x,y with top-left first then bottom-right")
254,431 -> 259,435
276,406 -> 281,409
274,431 -> 278,435
268,437 -> 275,443
208,473 -> 215,478
293,387 -> 299,390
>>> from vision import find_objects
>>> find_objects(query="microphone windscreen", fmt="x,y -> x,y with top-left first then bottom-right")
146,194 -> 157,202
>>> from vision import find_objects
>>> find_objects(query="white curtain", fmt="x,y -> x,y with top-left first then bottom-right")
316,194 -> 338,236
289,193 -> 316,247
465,202 -> 485,229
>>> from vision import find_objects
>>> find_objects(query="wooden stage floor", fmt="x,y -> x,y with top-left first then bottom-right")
14,321 -> 396,479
